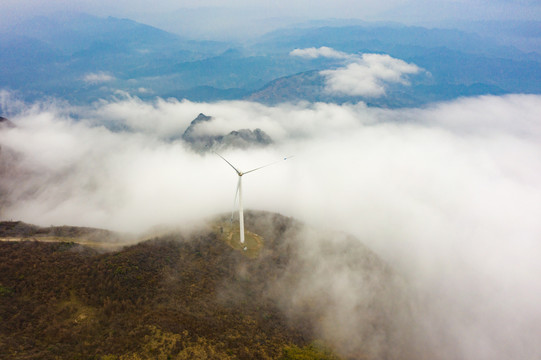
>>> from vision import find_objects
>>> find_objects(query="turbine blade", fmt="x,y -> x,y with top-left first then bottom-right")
215,152 -> 242,175
242,155 -> 294,175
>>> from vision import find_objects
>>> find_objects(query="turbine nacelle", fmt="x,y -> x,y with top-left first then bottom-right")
215,152 -> 291,246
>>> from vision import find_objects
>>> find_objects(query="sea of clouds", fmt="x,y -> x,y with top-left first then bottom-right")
1,90 -> 541,359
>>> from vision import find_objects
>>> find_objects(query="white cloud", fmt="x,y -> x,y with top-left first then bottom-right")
290,46 -> 352,59
83,71 -> 115,84
1,93 -> 541,359
137,87 -> 153,94
290,48 -> 424,97
320,53 -> 422,97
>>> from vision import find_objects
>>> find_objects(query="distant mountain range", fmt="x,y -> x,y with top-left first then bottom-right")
0,13 -> 540,106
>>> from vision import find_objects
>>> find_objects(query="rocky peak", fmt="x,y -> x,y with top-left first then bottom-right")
0,117 -> 16,128
182,113 -> 273,152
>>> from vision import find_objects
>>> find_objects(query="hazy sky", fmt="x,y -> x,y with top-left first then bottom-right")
1,0 -> 540,38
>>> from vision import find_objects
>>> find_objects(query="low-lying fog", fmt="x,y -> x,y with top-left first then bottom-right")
1,90 -> 541,359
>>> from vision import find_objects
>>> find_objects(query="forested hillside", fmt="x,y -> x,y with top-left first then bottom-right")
0,213 -> 402,359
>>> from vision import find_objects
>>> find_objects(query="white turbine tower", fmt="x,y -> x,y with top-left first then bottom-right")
216,152 -> 291,245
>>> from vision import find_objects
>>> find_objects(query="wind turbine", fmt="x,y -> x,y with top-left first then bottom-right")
216,152 -> 292,246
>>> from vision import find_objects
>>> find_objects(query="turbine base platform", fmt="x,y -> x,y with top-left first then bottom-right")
214,222 -> 264,258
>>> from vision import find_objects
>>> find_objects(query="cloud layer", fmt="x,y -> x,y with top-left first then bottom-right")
83,72 -> 116,84
290,46 -> 352,59
1,92 -> 541,359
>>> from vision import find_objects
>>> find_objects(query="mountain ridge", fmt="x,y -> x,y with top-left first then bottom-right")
1,13 -> 539,104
